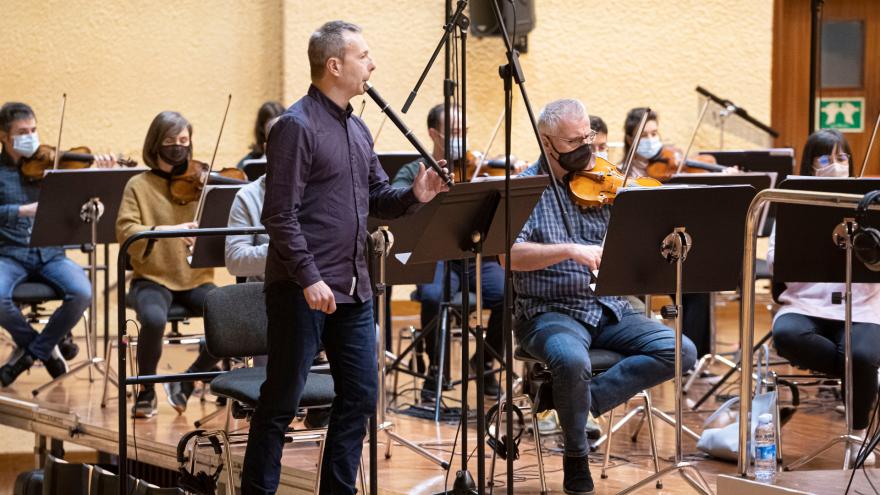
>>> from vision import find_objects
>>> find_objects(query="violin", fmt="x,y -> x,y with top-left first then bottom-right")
20,144 -> 138,180
644,147 -> 730,182
168,159 -> 247,205
568,156 -> 662,208
458,150 -> 522,182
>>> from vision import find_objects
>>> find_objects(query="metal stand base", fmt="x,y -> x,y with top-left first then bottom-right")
683,353 -> 737,393
784,433 -> 867,471
617,461 -> 713,495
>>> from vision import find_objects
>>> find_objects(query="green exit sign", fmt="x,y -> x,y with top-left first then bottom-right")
816,97 -> 864,132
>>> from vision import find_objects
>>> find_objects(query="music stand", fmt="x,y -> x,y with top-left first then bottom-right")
29,168 -> 144,398
189,186 -> 242,269
377,151 -> 420,180
370,176 -> 548,479
772,177 -> 880,471
240,158 -> 266,181
596,185 -> 756,494
667,174 -> 774,394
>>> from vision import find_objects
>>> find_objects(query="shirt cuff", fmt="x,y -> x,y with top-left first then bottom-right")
295,262 -> 322,289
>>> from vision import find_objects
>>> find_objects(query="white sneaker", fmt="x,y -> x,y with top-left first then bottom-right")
536,409 -> 562,435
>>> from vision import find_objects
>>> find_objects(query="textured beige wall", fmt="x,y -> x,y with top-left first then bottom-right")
283,0 -> 774,163
1,0 -> 283,167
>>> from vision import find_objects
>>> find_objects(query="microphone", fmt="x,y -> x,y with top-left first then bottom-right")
362,82 -> 454,186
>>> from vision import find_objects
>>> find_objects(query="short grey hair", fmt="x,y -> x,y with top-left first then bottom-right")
308,20 -> 362,81
538,99 -> 588,134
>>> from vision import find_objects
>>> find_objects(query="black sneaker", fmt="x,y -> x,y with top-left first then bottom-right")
43,347 -> 69,379
421,373 -> 439,403
0,348 -> 35,387
303,407 -> 331,429
131,389 -> 158,418
470,356 -> 501,398
163,381 -> 195,414
58,333 -> 79,361
563,455 -> 595,495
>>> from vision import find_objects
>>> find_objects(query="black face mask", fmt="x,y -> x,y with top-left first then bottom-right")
549,140 -> 592,173
158,144 -> 189,168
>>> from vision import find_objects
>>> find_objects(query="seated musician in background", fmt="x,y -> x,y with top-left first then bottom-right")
116,111 -> 220,418
770,129 -> 880,465
225,115 -> 330,427
622,107 -> 711,359
235,101 -> 284,169
0,102 -> 112,386
589,115 -> 609,161
393,103 -> 504,398
511,98 -> 697,494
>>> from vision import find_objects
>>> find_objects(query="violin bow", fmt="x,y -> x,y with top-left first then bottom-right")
860,112 -> 880,178
676,97 -> 712,174
620,108 -> 651,188
193,94 -> 232,225
470,109 -> 505,182
52,94 -> 68,172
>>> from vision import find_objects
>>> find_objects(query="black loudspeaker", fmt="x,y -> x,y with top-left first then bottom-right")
854,189 -> 880,271
469,0 -> 535,52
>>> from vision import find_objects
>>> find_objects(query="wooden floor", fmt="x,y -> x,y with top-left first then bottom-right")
0,290 -> 871,494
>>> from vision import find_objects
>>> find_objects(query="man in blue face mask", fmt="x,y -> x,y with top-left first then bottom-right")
0,102 -> 97,387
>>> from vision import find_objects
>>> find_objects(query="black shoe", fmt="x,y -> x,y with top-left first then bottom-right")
163,381 -> 195,414
470,356 -> 501,398
0,348 -> 35,387
304,407 -> 331,429
43,347 -> 69,379
563,455 -> 595,495
421,375 -> 439,403
58,333 -> 79,361
131,389 -> 158,418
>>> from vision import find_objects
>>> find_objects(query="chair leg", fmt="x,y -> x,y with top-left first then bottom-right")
601,406 -> 616,479
527,396 -> 549,495
359,454 -> 367,493
315,436 -> 326,494
642,391 -> 663,489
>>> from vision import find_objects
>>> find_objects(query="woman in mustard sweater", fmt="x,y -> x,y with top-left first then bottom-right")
116,111 -> 218,419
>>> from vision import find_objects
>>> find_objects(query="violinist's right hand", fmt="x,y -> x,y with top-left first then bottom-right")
304,280 -> 337,314
155,222 -> 198,247
18,202 -> 38,218
569,244 -> 602,271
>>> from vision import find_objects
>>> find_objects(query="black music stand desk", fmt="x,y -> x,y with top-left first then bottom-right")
189,185 -> 243,269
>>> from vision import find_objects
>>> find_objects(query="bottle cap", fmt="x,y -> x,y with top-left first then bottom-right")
758,413 -> 773,424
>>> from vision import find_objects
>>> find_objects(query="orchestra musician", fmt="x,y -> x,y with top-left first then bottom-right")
236,101 -> 285,169
511,98 -> 696,495
769,129 -> 880,466
239,21 -> 449,494
0,102 -> 110,387
115,111 -> 221,418
392,103 -> 505,399
589,115 -> 609,162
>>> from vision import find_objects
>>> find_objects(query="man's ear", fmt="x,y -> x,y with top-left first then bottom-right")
326,57 -> 342,77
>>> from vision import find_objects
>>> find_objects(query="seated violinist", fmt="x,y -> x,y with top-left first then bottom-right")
0,102 -> 115,387
770,129 -> 880,466
116,111 -> 220,418
511,98 -> 696,495
393,103 -> 505,398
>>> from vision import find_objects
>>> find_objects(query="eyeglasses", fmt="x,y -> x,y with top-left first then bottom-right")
547,130 -> 598,147
815,153 -> 851,167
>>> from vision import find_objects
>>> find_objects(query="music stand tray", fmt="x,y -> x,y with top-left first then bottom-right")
30,168 -> 145,247
241,159 -> 266,181
189,185 -> 243,269
668,173 -> 774,236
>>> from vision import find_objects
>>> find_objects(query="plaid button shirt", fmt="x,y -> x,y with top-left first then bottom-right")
513,161 -> 631,327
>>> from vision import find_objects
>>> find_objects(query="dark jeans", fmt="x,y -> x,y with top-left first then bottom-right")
0,252 -> 91,361
241,281 -> 377,495
681,293 -> 711,358
516,307 -> 697,457
416,259 -> 504,369
127,279 -> 218,388
773,313 -> 880,430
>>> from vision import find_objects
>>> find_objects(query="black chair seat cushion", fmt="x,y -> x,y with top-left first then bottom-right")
514,346 -> 624,374
12,282 -> 61,303
210,367 -> 334,409
167,302 -> 196,320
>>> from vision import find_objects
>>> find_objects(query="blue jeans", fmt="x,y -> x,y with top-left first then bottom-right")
416,259 -> 505,366
0,252 -> 91,361
241,281 -> 377,495
516,307 -> 697,457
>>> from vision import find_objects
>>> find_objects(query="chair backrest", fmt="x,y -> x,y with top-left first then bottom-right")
42,454 -> 90,495
204,282 -> 267,358
87,466 -> 160,495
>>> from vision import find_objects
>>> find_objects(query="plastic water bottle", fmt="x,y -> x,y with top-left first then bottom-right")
754,413 -> 777,483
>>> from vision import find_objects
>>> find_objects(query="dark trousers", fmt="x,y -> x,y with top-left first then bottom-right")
416,260 -> 504,369
773,313 -> 880,430
681,292 -> 711,358
241,281 -> 377,495
127,279 -> 218,388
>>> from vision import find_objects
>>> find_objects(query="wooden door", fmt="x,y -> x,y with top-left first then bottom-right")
772,0 -> 880,175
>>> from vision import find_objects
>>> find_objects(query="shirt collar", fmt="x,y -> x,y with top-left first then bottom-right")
308,84 -> 353,122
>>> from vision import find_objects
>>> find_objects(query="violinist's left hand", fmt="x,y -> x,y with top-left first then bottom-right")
412,160 -> 453,203
721,165 -> 741,175
93,154 -> 117,168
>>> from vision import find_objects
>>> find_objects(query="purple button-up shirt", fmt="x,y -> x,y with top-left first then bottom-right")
262,85 -> 418,303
